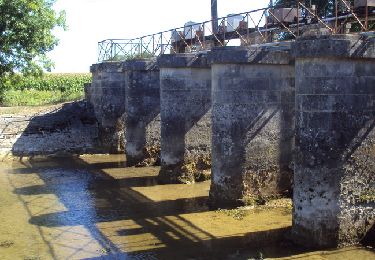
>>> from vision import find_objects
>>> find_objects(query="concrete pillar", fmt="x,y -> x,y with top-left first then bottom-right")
292,34 -> 375,247
124,59 -> 161,166
157,53 -> 212,184
209,46 -> 295,208
88,62 -> 126,152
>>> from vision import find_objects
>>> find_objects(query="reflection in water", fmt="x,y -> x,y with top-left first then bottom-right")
0,155 -> 373,259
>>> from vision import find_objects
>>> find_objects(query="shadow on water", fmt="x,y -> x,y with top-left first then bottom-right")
3,155 -> 304,259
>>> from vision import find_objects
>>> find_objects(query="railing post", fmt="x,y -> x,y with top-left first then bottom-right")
152,34 -> 155,55
365,2 -> 369,31
335,0 -> 338,34
297,1 -> 300,36
203,22 -> 206,49
98,42 -> 100,62
161,32 -> 164,54
113,43 -> 117,60
246,13 -> 249,42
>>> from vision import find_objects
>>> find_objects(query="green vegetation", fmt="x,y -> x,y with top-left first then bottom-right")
0,0 -> 69,107
0,0 -> 66,77
359,189 -> 375,203
0,73 -> 91,106
180,156 -> 211,183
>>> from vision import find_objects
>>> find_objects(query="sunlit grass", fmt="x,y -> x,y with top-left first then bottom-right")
1,89 -> 84,106
0,73 -> 91,106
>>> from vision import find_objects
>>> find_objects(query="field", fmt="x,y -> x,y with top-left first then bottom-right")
0,73 -> 91,106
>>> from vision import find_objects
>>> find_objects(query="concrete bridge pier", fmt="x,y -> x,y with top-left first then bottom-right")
88,62 -> 126,152
124,59 -> 161,166
157,53 -> 212,184
292,35 -> 375,247
209,46 -> 295,208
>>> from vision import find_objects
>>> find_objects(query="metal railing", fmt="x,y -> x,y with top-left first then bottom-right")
98,0 -> 375,62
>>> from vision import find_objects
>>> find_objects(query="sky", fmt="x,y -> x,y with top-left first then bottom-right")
48,0 -> 270,73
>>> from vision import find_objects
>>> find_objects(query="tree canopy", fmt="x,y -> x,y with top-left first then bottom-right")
0,0 -> 65,77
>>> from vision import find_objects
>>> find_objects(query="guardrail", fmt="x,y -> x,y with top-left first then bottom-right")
98,0 -> 375,62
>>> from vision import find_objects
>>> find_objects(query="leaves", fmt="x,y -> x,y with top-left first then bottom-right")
0,0 -> 66,77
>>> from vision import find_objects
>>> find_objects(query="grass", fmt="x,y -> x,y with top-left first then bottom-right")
0,73 -> 90,106
1,89 -> 84,106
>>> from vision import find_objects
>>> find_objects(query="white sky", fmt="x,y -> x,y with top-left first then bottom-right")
48,0 -> 270,73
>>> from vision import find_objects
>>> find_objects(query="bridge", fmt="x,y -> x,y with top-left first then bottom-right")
86,0 -> 375,250
97,1 -> 375,62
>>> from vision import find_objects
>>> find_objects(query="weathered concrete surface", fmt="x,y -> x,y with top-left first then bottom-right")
157,53 -> 212,183
88,62 -> 126,153
292,34 -> 375,248
208,45 -> 295,208
124,59 -> 161,166
0,101 -> 99,159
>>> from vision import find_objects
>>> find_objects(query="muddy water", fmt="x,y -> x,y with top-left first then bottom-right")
0,155 -> 373,260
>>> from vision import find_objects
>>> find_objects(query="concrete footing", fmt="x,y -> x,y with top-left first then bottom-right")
88,62 -> 126,152
157,53 -> 212,184
208,46 -> 295,208
292,34 -> 375,248
124,59 -> 161,166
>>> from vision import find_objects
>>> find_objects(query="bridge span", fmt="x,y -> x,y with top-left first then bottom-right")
87,1 -> 375,249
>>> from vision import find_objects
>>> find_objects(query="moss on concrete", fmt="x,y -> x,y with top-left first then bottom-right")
159,155 -> 211,184
359,190 -> 375,203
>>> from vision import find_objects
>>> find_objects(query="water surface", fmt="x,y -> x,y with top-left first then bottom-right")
0,155 -> 373,259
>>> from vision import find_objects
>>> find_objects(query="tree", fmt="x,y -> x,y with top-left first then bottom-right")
0,0 -> 65,77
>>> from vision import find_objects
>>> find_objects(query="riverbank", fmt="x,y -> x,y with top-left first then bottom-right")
0,101 -> 100,161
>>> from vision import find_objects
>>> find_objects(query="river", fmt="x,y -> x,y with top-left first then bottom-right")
0,155 -> 373,259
